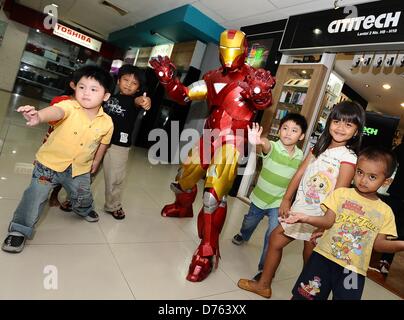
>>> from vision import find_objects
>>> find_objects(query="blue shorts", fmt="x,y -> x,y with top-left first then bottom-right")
291,252 -> 365,300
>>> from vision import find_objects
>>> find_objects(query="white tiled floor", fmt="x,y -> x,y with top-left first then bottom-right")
0,92 -> 401,300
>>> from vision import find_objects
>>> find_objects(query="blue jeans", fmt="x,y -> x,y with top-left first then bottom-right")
9,162 -> 94,238
239,203 -> 279,270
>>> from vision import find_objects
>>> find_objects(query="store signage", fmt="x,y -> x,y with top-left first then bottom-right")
363,126 -> 378,136
327,12 -> 401,34
53,23 -> 102,52
280,0 -> 404,53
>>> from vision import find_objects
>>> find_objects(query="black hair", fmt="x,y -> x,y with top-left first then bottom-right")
313,101 -> 365,157
73,65 -> 114,93
359,146 -> 397,178
279,113 -> 308,134
117,64 -> 146,93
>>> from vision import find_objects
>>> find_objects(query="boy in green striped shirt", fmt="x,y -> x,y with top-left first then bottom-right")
233,113 -> 307,279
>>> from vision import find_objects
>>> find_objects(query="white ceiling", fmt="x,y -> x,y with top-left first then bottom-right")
18,0 -> 377,39
334,54 -> 404,132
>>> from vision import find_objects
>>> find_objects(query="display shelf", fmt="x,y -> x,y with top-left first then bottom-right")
307,71 -> 345,149
260,64 -> 328,148
23,51 -> 75,70
20,62 -> 70,78
16,76 -> 64,92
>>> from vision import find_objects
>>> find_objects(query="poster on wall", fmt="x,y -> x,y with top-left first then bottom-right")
362,54 -> 374,67
246,38 -> 274,69
0,20 -> 7,46
351,54 -> 363,68
373,53 -> 385,68
384,53 -> 397,67
396,53 -> 404,67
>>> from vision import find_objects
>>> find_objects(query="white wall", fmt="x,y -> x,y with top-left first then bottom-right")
0,9 -> 29,92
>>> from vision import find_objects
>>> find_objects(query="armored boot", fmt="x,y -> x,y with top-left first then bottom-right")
161,183 -> 197,218
186,192 -> 227,282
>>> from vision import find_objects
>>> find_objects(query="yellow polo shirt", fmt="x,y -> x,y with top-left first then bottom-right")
36,100 -> 113,177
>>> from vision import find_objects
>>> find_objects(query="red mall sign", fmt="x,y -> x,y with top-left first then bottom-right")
53,23 -> 102,52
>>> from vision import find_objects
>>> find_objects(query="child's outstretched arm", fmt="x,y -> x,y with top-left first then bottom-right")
280,208 -> 336,230
374,234 -> 404,253
279,152 -> 314,217
247,122 -> 271,154
17,105 -> 64,127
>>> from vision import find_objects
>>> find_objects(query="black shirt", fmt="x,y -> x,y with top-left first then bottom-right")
388,143 -> 403,199
103,93 -> 141,147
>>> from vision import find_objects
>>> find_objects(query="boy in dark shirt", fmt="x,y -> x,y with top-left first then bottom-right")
102,65 -> 151,219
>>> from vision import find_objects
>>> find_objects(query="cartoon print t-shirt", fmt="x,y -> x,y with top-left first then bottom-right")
315,188 -> 397,276
282,146 -> 357,241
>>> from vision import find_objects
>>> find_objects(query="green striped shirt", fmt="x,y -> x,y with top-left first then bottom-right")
250,140 -> 303,209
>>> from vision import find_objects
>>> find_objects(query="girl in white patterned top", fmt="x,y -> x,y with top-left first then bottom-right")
238,101 -> 366,298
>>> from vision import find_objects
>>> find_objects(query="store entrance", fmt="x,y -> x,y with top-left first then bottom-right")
310,53 -> 402,150
313,52 -> 404,298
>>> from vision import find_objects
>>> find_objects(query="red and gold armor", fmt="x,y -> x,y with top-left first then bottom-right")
150,29 -> 275,282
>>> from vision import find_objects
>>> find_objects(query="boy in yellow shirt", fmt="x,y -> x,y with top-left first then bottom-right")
280,146 -> 403,299
2,65 -> 114,253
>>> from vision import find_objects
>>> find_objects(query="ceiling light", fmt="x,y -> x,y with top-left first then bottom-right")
302,70 -> 307,74
382,84 -> 391,90
334,0 -> 340,10
376,95 -> 381,98
12,150 -> 17,154
313,28 -> 322,35
365,84 -> 370,88
401,102 -> 404,107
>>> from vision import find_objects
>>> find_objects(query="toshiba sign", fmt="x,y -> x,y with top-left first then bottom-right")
328,12 -> 401,34
53,23 -> 102,52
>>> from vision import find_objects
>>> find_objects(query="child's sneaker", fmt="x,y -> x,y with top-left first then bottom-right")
2,232 -> 26,253
232,234 -> 244,245
83,210 -> 99,222
379,260 -> 390,275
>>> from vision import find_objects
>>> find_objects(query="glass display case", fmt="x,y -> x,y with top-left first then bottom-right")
13,29 -> 111,102
268,69 -> 312,141
13,29 -> 78,101
308,71 -> 344,148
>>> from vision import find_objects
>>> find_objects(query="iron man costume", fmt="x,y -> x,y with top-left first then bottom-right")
150,30 -> 275,282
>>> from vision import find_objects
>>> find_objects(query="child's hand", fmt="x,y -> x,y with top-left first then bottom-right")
310,229 -> 324,246
248,123 -> 264,146
91,160 -> 101,174
17,105 -> 40,126
135,92 -> 151,110
279,199 -> 292,218
279,212 -> 308,224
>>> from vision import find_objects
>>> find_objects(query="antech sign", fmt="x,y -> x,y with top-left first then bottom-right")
280,0 -> 404,53
328,12 -> 401,34
53,23 -> 102,52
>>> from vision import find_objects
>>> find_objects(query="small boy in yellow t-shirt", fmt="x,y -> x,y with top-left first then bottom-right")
2,65 -> 114,254
282,146 -> 404,300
